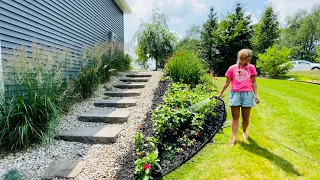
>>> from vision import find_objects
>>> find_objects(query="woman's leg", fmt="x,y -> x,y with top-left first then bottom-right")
230,106 -> 240,145
241,107 -> 252,140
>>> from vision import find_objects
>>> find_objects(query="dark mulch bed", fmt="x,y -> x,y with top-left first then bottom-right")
114,79 -> 226,180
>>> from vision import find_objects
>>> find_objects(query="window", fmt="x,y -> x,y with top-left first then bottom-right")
298,61 -> 310,65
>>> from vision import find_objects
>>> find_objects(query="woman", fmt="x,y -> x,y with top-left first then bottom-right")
217,49 -> 260,146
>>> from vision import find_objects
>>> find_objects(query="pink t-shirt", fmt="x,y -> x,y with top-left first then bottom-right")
225,64 -> 257,92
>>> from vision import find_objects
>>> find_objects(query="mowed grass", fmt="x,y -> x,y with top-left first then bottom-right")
285,70 -> 320,82
164,78 -> 320,180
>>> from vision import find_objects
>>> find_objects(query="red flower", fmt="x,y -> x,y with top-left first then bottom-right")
144,164 -> 151,170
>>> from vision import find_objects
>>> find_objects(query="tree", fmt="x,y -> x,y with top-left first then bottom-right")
257,45 -> 292,78
251,6 -> 280,54
279,4 -> 320,61
133,9 -> 177,70
213,3 -> 253,75
177,24 -> 202,52
201,6 -> 218,69
316,46 -> 320,62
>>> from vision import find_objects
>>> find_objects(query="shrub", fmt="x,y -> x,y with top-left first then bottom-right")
0,45 -> 67,151
165,50 -> 206,85
316,46 -> 320,63
111,49 -> 132,72
257,45 -> 293,78
74,65 -> 100,99
2,169 -> 22,180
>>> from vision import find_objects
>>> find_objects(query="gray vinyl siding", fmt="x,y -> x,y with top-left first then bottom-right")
0,0 -> 124,99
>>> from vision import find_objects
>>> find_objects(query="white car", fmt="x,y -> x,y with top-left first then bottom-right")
290,60 -> 320,71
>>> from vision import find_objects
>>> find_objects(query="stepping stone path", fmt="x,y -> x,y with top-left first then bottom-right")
42,160 -> 84,179
94,99 -> 138,108
104,90 -> 141,97
120,78 -> 150,82
78,110 -> 130,123
44,72 -> 152,179
114,83 -> 145,89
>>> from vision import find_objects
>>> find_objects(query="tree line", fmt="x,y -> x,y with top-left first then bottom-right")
133,2 -> 320,77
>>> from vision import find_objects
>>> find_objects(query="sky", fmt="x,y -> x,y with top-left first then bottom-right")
124,0 -> 319,42
123,0 -> 319,68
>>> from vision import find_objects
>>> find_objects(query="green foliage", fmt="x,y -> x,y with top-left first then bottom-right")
316,46 -> 320,62
74,65 -> 100,99
279,4 -> 320,61
153,83 -> 217,146
1,41 -> 131,152
134,81 -> 218,179
134,131 -> 144,153
0,45 -> 70,151
177,24 -> 202,53
257,46 -> 293,78
133,9 -> 177,70
2,169 -> 22,180
212,2 -> 253,75
165,50 -> 206,85
251,6 -> 280,54
134,150 -> 161,180
201,6 -> 219,68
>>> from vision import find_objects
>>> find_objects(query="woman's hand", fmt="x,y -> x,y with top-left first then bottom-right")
216,93 -> 222,99
255,96 -> 260,105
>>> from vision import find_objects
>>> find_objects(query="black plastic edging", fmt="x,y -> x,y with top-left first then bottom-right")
161,99 -> 227,177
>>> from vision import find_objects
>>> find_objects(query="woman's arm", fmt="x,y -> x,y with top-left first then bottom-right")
251,75 -> 260,104
217,77 -> 231,98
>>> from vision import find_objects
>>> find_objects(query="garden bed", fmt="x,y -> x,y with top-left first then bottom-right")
114,78 -> 227,180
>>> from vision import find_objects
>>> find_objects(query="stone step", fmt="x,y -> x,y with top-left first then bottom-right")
42,160 -> 84,179
78,110 -> 130,123
126,74 -> 152,78
120,78 -> 150,82
105,90 -> 141,97
114,83 -> 145,89
94,99 -> 137,108
58,126 -> 121,144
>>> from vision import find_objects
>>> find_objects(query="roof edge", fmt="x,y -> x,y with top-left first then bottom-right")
114,0 -> 132,14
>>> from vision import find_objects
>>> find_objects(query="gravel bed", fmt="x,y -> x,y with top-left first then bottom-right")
0,70 -> 162,180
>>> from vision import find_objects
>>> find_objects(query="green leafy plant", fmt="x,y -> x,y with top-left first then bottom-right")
134,150 -> 161,180
134,131 -> 144,153
0,45 -> 68,151
257,45 -> 293,78
165,50 -> 206,85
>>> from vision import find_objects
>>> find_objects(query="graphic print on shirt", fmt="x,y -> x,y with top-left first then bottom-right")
235,69 -> 249,82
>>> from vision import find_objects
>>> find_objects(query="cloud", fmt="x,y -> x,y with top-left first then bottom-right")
171,17 -> 185,23
267,0 -> 319,23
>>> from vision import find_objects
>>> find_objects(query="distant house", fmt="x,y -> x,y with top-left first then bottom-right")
0,0 -> 131,96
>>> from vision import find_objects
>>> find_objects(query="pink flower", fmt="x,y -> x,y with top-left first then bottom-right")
144,164 -> 151,170
185,129 -> 190,134
182,144 -> 187,148
192,138 -> 196,142
196,132 -> 200,137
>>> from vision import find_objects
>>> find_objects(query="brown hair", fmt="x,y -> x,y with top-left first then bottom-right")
237,49 -> 252,74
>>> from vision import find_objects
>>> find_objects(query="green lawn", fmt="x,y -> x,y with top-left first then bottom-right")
164,78 -> 320,180
284,70 -> 320,82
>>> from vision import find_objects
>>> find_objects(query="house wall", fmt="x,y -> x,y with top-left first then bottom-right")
0,0 -> 124,99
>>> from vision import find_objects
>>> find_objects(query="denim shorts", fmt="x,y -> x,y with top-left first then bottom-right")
228,91 -> 255,107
